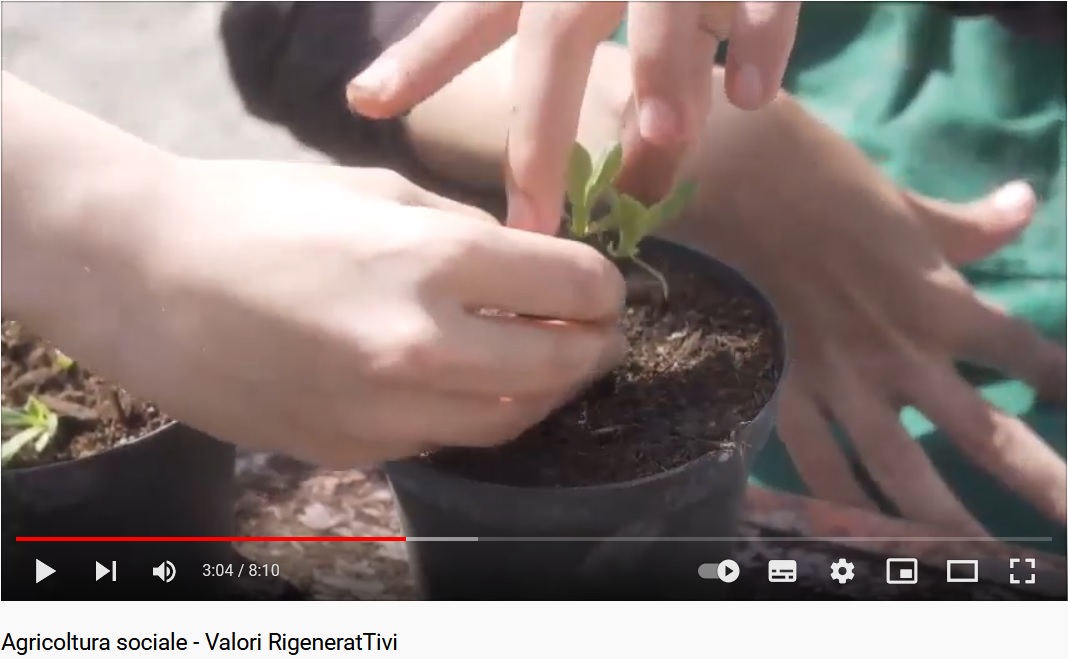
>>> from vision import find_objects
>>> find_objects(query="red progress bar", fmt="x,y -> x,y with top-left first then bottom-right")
15,536 -> 407,542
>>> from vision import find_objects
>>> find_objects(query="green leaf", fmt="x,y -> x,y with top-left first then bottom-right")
26,397 -> 52,424
610,193 -> 651,257
585,142 -> 623,207
2,426 -> 44,466
566,143 -> 593,211
1,407 -> 28,430
648,180 -> 697,231
54,350 -> 74,370
32,421 -> 55,453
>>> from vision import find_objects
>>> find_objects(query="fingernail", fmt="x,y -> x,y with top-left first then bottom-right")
347,58 -> 398,103
991,181 -> 1035,216
638,97 -> 683,145
733,63 -> 765,109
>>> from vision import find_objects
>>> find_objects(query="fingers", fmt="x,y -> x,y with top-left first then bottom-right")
627,2 -> 705,146
346,2 -> 520,119
347,388 -> 562,461
829,371 -> 988,535
334,166 -> 500,225
957,296 -> 1067,402
615,10 -> 718,205
418,310 -> 627,398
724,1 -> 800,109
910,365 -> 1068,525
906,181 -> 1035,266
775,378 -> 879,511
505,2 -> 624,233
449,224 -> 627,321
399,183 -> 500,226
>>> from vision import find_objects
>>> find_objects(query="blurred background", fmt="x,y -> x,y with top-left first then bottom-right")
1,2 -> 323,161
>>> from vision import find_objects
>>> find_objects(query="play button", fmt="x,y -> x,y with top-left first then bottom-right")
716,559 -> 740,583
35,559 -> 56,584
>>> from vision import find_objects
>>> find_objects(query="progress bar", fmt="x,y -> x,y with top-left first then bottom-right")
15,535 -> 1055,543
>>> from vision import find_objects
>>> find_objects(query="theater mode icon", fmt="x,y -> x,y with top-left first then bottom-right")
945,560 -> 979,583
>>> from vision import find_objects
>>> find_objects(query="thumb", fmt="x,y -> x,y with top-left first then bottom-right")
905,181 -> 1036,266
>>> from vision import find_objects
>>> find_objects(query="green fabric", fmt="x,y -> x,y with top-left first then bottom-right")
616,4 -> 1067,551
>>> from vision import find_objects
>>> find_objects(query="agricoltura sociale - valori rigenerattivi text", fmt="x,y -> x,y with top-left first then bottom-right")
1,631 -> 400,655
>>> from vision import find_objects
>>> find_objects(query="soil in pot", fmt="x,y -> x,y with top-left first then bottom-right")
424,246 -> 783,487
1,320 -> 168,468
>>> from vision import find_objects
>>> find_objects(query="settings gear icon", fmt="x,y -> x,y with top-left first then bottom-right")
830,559 -> 855,584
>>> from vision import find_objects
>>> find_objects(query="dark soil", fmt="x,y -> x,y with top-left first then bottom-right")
1,321 -> 168,468
425,248 -> 783,487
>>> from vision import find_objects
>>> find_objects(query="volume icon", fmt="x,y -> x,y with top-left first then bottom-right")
152,561 -> 176,583
95,560 -> 117,582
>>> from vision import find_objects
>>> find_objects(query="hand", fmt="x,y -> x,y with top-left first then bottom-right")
10,157 -> 623,467
346,1 -> 801,234
716,181 -> 1066,533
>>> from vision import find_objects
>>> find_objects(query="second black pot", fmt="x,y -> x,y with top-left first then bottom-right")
1,422 -> 237,598
386,238 -> 786,600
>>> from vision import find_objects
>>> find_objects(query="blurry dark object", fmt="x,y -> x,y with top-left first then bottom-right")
937,2 -> 1066,39
219,1 -> 436,167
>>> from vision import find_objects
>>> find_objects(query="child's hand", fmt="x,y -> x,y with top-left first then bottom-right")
112,160 -> 627,467
346,2 -> 800,235
5,76 -> 609,468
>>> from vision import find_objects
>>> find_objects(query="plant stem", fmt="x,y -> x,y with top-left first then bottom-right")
570,205 -> 592,238
108,388 -> 127,425
630,255 -> 670,302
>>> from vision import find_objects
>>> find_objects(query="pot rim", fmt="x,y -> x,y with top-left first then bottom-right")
387,236 -> 791,495
1,419 -> 182,476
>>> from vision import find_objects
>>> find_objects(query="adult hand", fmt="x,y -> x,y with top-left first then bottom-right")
709,181 -> 1066,533
346,1 -> 801,233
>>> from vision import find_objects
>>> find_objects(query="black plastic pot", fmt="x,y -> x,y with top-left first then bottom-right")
1,422 -> 238,597
386,238 -> 787,600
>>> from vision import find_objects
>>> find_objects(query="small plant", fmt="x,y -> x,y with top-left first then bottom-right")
1,397 -> 59,466
565,141 -> 697,299
54,349 -> 74,370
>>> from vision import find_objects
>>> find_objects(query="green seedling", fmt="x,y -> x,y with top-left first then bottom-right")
1,396 -> 59,466
54,349 -> 74,370
564,141 -> 697,299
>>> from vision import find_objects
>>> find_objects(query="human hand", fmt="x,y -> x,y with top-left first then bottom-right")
346,1 -> 801,233
702,180 -> 1066,533
27,159 -> 626,469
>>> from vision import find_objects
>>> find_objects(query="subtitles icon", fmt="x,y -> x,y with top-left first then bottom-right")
886,558 -> 918,584
945,560 -> 978,583
152,561 -> 176,583
767,560 -> 797,583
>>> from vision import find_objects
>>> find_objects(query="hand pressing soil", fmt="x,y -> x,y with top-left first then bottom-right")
424,248 -> 783,487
